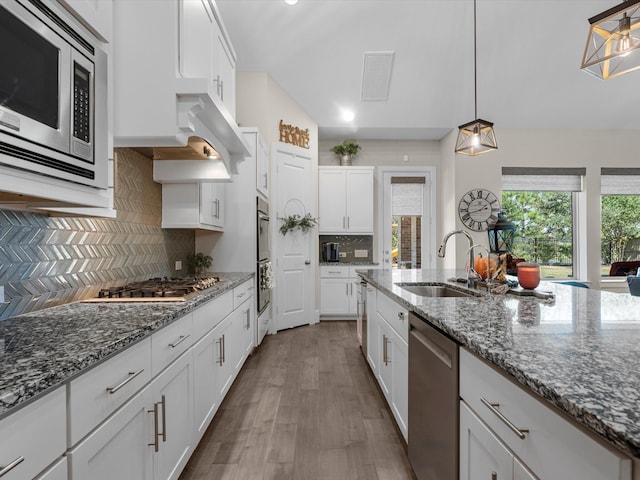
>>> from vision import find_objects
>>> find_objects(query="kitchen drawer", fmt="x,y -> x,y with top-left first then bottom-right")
151,313 -> 193,376
459,348 -> 632,480
69,336 -> 152,445
193,290 -> 233,340
376,290 -> 408,342
233,279 -> 254,309
320,265 -> 350,278
0,387 -> 66,480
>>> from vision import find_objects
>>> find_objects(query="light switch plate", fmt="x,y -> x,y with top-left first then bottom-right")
339,252 -> 347,257
175,260 -> 182,271
355,249 -> 368,257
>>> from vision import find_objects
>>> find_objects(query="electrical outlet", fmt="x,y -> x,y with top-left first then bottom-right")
0,286 -> 4,303
355,249 -> 368,257
175,260 -> 182,271
339,252 -> 347,257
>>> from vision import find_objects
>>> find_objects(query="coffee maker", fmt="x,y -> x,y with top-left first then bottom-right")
322,242 -> 340,262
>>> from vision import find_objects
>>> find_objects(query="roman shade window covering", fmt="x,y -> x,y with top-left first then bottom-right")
601,168 -> 640,195
502,167 -> 585,192
391,176 -> 425,216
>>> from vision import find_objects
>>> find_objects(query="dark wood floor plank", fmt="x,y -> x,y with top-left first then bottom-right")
179,321 -> 416,480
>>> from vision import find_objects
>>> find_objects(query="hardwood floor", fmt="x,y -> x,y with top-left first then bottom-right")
179,321 -> 417,480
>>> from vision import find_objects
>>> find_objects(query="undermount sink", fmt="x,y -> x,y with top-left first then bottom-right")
395,282 -> 479,298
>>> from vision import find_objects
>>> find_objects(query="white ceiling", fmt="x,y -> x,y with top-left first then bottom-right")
217,0 -> 640,141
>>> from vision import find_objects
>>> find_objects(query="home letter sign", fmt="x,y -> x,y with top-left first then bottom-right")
279,119 -> 310,149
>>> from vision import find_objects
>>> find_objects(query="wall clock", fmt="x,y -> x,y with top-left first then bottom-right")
458,188 -> 501,231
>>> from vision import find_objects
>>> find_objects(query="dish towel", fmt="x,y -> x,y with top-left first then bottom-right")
261,261 -> 275,290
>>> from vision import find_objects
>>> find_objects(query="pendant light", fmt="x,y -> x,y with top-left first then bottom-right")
581,0 -> 640,79
455,0 -> 497,156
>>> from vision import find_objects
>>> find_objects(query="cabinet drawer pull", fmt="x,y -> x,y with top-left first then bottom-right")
492,473 -> 497,480
481,397 -> 529,439
168,334 -> 190,348
0,456 -> 24,477
237,292 -> 246,298
106,368 -> 145,394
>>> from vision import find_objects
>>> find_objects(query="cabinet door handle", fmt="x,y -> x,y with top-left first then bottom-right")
148,402 -> 160,452
168,334 -> 190,349
246,309 -> 251,330
106,368 -> 145,394
215,75 -> 222,97
263,172 -> 268,189
346,283 -> 349,296
480,397 -> 529,439
213,199 -> 221,219
382,334 -> 388,365
0,456 -> 24,477
159,394 -> 167,443
216,337 -> 223,366
347,216 -> 350,229
222,334 -> 226,363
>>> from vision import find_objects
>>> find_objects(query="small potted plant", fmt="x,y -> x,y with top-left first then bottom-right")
331,141 -> 361,166
187,252 -> 213,276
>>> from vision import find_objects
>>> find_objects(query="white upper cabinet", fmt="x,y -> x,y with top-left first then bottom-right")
113,0 -> 249,172
160,182 -> 225,231
318,167 -> 374,234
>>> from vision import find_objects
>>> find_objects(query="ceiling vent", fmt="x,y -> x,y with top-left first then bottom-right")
361,51 -> 395,101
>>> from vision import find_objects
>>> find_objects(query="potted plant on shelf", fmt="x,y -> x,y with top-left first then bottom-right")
331,140 -> 361,166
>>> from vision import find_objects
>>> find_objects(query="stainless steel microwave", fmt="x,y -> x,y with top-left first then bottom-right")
0,0 -> 108,189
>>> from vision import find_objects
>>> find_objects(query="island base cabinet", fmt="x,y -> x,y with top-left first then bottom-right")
68,387 -> 154,480
192,327 -> 223,443
35,457 -> 68,480
460,401 -> 533,480
460,348 -> 632,480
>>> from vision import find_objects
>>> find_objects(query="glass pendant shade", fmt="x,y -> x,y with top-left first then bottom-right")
487,211 -> 515,253
455,119 -> 498,156
581,0 -> 640,79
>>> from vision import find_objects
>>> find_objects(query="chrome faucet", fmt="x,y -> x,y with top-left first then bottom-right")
437,230 -> 481,288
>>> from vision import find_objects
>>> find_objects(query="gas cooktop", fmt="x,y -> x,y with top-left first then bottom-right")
83,276 -> 222,302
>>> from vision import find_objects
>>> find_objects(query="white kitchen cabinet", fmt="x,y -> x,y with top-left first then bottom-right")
460,348 -> 632,480
460,400 -> 516,480
242,128 -> 270,200
192,326 -> 224,442
319,265 -> 361,316
151,351 -> 194,480
365,284 -> 379,372
69,336 -> 152,445
113,0 -> 248,173
318,167 -> 374,234
365,285 -> 408,441
0,387 -> 66,480
58,0 -> 113,42
68,386 -> 154,480
160,182 -> 225,231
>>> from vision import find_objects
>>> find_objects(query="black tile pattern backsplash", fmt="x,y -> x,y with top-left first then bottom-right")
0,148 -> 194,320
319,235 -> 374,263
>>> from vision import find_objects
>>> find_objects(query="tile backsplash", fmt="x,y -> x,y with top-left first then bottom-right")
0,148 -> 194,320
319,235 -> 374,263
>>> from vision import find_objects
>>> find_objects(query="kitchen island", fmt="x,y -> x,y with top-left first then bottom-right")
357,267 -> 640,470
0,271 -> 253,419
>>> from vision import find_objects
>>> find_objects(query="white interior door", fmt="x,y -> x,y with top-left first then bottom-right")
273,143 -> 315,331
380,167 -> 436,269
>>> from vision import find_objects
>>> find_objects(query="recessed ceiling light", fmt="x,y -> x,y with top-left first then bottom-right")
284,0 -> 299,5
342,110 -> 355,122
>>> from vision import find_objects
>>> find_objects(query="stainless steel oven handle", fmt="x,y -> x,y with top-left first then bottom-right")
258,212 -> 270,221
0,456 -> 25,477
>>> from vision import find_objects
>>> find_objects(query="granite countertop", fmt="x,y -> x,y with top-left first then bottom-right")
0,272 -> 253,419
319,261 -> 379,266
357,268 -> 640,459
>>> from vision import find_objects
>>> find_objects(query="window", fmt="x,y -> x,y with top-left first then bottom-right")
502,167 -> 585,278
601,168 -> 640,277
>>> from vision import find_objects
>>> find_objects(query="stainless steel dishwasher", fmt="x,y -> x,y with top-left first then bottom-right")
408,312 -> 459,480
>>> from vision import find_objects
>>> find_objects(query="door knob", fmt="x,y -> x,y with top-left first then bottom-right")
305,260 -> 311,265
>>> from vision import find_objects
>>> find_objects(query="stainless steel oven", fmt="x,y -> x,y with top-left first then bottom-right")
257,197 -> 271,314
